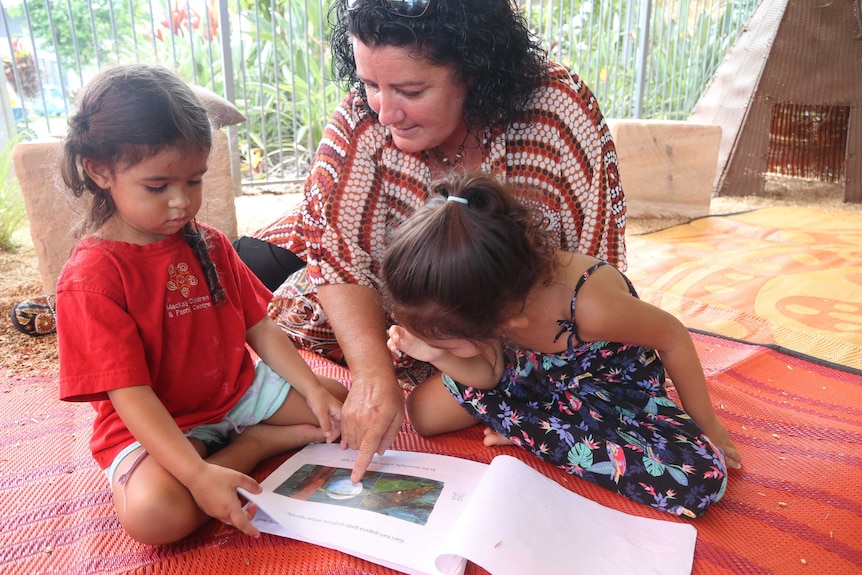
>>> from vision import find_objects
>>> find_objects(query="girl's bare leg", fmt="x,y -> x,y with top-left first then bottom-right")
264,375 -> 349,426
111,440 -> 210,545
113,424 -> 330,545
110,376 -> 348,545
405,373 -> 478,436
212,375 -> 350,473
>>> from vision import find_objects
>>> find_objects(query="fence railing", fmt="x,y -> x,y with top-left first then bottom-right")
0,0 -> 760,186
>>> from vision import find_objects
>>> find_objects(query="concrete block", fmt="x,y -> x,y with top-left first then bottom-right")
607,119 -> 721,219
13,131 -> 238,294
199,129 -> 239,239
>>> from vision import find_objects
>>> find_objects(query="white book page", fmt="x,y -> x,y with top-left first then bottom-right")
241,444 -> 489,575
437,455 -> 697,575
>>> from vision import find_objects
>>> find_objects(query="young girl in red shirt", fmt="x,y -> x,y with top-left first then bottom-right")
56,64 -> 347,545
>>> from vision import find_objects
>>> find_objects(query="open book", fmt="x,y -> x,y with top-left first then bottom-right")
240,444 -> 697,575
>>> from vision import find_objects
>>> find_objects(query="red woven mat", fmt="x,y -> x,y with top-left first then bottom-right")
3,208 -> 860,574
2,335 -> 860,575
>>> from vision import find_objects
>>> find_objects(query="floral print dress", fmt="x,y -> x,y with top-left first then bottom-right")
443,262 -> 728,518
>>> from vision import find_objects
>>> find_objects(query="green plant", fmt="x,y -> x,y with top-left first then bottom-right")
0,138 -> 26,251
116,0 -> 341,180
522,0 -> 759,120
6,0 -> 139,73
234,0 -> 341,180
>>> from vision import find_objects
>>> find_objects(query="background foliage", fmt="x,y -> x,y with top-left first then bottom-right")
0,136 -> 26,251
2,0 -> 758,183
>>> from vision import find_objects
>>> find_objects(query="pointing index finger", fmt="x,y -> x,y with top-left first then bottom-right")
350,439 -> 379,483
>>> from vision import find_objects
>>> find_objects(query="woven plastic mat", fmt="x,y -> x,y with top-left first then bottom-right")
2,207 -> 861,574
2,334 -> 860,575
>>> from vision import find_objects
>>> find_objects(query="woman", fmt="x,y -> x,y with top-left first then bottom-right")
245,0 -> 627,481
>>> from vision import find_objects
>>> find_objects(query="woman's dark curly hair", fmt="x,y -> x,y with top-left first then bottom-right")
329,0 -> 548,134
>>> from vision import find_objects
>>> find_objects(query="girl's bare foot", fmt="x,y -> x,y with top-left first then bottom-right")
482,426 -> 513,447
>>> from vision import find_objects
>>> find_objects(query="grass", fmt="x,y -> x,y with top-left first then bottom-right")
0,138 -> 26,252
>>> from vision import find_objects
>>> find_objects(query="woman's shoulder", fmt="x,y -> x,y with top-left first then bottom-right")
536,61 -> 581,92
524,61 -> 595,111
510,62 -> 606,144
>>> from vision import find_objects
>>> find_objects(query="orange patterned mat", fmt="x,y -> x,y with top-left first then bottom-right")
2,208 -> 861,575
626,207 -> 862,370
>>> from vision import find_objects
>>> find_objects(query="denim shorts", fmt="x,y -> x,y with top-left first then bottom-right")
106,360 -> 292,484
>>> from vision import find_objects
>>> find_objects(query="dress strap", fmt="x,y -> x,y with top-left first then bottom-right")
553,261 -> 608,348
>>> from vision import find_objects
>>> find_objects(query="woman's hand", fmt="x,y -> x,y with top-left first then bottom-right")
317,284 -> 405,483
340,374 -> 404,483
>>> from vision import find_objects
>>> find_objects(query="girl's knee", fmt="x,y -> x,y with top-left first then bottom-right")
319,375 -> 349,402
658,463 -> 728,518
119,509 -> 200,545
405,374 -> 479,436
405,391 -> 437,436
405,391 -> 465,436
113,470 -> 203,544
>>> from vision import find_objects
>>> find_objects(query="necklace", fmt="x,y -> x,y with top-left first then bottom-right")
433,143 -> 465,167
431,131 -> 469,168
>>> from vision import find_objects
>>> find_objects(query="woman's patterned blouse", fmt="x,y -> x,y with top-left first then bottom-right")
255,61 -> 627,291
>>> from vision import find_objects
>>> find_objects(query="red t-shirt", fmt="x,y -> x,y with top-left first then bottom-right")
56,224 -> 272,469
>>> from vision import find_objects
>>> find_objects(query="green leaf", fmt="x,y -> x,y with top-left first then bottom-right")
643,456 -> 666,477
665,465 -> 690,486
567,442 -> 595,468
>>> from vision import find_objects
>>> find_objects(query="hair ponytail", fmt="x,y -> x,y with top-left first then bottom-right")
382,172 -> 556,341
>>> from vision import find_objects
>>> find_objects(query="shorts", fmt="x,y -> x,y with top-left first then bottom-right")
106,360 -> 292,484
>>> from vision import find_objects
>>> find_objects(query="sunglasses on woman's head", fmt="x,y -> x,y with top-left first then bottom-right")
347,0 -> 434,18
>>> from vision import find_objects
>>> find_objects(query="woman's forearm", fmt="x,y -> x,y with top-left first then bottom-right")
318,283 -> 405,481
317,283 -> 397,385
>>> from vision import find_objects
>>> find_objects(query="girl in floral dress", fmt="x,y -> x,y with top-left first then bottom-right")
382,173 -> 741,518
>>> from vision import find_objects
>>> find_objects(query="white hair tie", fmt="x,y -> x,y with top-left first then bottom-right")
447,196 -> 469,205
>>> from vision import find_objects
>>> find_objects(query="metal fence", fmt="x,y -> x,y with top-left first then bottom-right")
0,0 -> 760,186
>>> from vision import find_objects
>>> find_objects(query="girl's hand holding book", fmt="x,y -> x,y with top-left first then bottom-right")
184,462 -> 263,538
